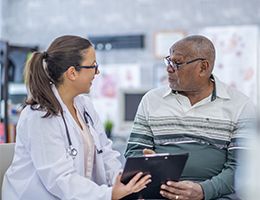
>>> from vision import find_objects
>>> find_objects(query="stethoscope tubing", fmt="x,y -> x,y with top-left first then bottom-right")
61,110 -> 101,159
61,112 -> 72,146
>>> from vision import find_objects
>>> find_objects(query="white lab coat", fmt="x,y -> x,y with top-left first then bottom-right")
2,86 -> 122,200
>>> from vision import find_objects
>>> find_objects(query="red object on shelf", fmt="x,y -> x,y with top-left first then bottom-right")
0,123 -> 5,143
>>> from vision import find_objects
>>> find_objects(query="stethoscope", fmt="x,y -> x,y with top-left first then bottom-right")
61,110 -> 103,159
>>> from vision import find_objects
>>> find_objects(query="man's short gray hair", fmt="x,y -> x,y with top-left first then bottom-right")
181,35 -> 216,69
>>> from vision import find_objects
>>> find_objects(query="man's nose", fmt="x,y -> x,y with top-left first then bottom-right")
166,65 -> 176,73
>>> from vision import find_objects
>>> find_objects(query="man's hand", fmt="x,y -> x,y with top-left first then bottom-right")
160,180 -> 204,200
143,148 -> 156,155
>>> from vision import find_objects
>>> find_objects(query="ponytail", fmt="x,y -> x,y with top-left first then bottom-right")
24,35 -> 92,117
24,52 -> 62,117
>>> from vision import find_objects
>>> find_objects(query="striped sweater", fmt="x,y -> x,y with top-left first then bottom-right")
125,75 -> 256,200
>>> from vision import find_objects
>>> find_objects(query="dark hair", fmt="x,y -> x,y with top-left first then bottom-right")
24,35 -> 92,117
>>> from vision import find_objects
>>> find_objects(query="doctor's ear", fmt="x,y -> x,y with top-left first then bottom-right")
65,66 -> 78,81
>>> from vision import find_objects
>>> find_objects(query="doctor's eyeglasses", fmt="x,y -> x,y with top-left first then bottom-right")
76,62 -> 99,74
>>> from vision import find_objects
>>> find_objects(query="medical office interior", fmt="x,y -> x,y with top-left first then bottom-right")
0,0 -> 260,199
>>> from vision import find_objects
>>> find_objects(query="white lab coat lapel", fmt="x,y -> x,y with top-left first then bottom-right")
51,87 -> 108,184
51,85 -> 85,175
52,85 -> 101,151
74,96 -> 102,152
75,95 -> 108,185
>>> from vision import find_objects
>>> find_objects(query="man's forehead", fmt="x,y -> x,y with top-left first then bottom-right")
170,46 -> 187,57
170,41 -> 194,57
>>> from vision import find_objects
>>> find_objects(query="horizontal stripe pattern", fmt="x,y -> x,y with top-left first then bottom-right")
125,79 -> 256,159
128,114 -> 254,151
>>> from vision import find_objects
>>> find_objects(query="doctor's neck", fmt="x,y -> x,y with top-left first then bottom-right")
57,84 -> 77,110
57,84 -> 83,130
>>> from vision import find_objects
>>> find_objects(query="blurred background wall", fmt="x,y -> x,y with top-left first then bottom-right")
1,0 -> 260,86
1,0 -> 259,131
1,1 -> 260,197
2,0 -> 260,45
0,0 -> 3,37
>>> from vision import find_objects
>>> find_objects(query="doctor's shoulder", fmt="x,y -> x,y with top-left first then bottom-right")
18,105 -> 63,132
19,105 -> 57,124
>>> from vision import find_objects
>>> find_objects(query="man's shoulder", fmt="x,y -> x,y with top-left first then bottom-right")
222,82 -> 251,102
214,75 -> 251,103
228,86 -> 250,100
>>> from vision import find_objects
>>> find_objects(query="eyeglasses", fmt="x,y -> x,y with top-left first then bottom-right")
76,62 -> 99,74
164,56 -> 206,70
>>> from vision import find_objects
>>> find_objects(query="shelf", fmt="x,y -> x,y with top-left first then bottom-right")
9,83 -> 27,95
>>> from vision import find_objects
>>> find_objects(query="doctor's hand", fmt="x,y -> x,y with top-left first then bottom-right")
160,180 -> 204,200
112,172 -> 151,200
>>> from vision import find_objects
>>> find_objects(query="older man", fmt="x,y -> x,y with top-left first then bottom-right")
125,35 -> 255,200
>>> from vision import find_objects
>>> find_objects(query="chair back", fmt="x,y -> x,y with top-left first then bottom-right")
0,143 -> 15,199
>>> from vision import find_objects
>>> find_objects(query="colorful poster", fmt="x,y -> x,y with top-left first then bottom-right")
153,63 -> 168,87
200,25 -> 258,104
89,64 -> 141,132
0,122 -> 4,143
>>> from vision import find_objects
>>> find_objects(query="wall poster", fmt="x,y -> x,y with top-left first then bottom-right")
200,25 -> 259,104
89,63 -> 141,132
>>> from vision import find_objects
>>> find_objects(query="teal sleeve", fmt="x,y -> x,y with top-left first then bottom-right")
199,150 -> 236,200
200,101 -> 256,200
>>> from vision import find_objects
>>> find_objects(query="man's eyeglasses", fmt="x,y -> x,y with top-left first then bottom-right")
164,56 -> 206,70
76,62 -> 99,74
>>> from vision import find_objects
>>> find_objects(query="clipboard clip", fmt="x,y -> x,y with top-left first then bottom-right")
144,153 -> 170,157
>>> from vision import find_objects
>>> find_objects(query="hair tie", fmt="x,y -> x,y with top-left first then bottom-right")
42,55 -> 54,84
43,51 -> 48,59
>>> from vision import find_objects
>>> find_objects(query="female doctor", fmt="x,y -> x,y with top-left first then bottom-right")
2,35 -> 151,200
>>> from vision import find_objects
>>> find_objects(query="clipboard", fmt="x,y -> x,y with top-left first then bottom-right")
121,153 -> 189,199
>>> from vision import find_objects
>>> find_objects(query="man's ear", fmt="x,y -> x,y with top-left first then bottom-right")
65,66 -> 78,81
199,60 -> 210,77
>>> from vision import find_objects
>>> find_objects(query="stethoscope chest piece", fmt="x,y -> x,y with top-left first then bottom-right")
67,145 -> 78,159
